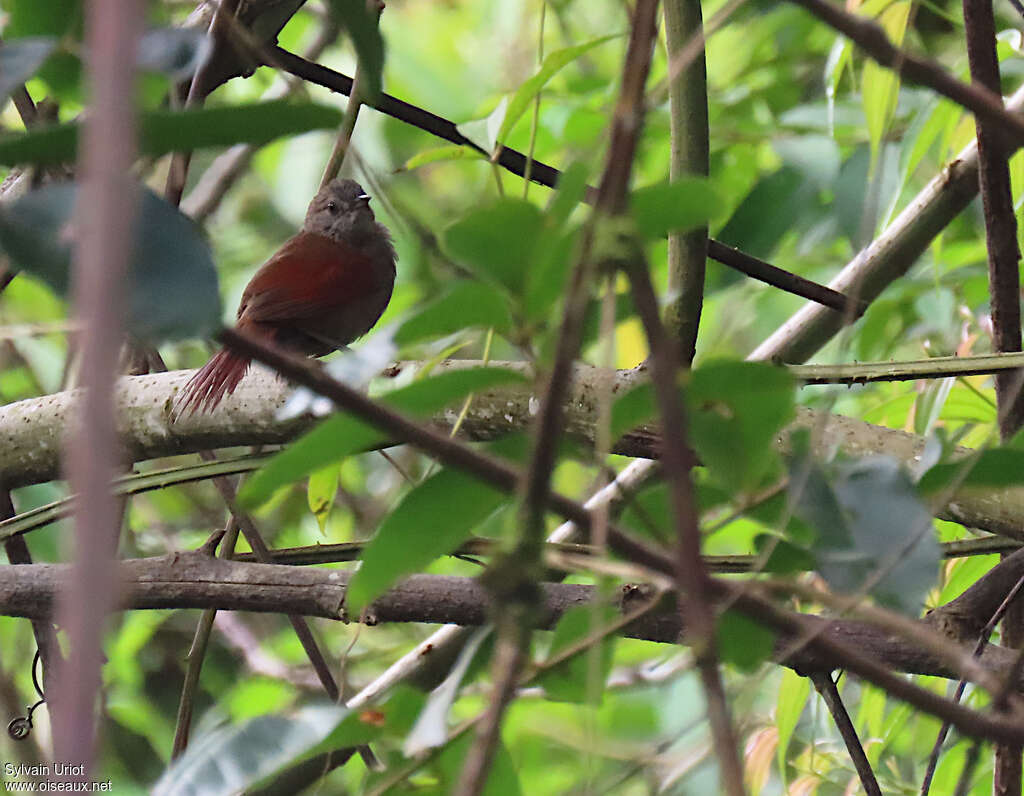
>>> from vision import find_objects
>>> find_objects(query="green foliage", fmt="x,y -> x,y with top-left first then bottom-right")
0,38 -> 57,103
716,609 -> 775,672
539,603 -> 619,703
238,367 -> 526,508
0,101 -> 344,166
790,456 -> 941,614
346,467 -> 507,613
324,0 -> 385,100
0,183 -> 221,341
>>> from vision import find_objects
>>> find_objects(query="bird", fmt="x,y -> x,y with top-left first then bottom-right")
174,178 -> 396,415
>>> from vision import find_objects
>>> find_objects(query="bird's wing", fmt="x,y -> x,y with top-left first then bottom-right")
237,231 -> 381,324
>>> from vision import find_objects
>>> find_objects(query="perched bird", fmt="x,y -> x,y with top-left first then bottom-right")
174,178 -> 396,415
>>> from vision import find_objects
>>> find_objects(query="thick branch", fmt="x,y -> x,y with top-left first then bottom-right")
3,552 -> 1024,740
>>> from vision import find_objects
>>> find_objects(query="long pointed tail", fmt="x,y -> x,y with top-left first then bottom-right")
174,348 -> 250,416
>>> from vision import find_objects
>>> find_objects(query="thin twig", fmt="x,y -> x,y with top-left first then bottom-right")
265,44 -> 857,312
52,0 -> 142,774
809,672 -> 882,796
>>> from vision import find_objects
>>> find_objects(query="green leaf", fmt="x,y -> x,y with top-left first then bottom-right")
716,167 -> 816,260
610,383 -> 656,442
497,35 -> 618,144
629,178 -> 723,239
539,603 -> 618,703
775,668 -> 810,791
688,360 -> 795,491
3,0 -> 82,96
861,1 -> 911,164
753,534 -> 816,574
395,281 -> 513,345
152,704 -> 368,796
238,367 -> 526,509
397,144 -> 487,172
716,609 -> 775,672
0,183 -> 220,342
443,199 -> 545,296
346,468 -> 507,613
546,161 -> 591,228
0,100 -> 344,167
918,448 -> 1024,493
791,456 -> 940,614
0,37 -> 57,103
436,735 -> 522,796
306,464 -> 340,534
324,0 -> 385,100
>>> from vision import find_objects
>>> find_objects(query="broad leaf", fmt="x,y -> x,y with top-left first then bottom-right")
0,37 -> 57,103
688,360 -> 795,491
918,448 -> 1024,493
443,199 -> 544,296
791,456 -> 940,614
395,281 -> 513,344
238,367 -> 526,508
0,183 -> 220,341
629,178 -> 723,239
716,609 -> 775,672
346,468 -> 507,613
152,704 -> 375,796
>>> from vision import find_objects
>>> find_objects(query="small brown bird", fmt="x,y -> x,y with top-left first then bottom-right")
175,178 -> 396,415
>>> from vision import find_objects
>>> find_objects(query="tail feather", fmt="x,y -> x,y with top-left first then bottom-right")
174,348 -> 251,416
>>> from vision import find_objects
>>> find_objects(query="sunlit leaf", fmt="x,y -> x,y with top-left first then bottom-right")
307,464 -> 340,534
775,668 -> 810,791
397,145 -> 486,172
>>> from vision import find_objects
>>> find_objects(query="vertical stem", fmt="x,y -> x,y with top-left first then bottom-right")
662,0 -> 710,363
52,0 -> 141,774
963,1 -> 1024,790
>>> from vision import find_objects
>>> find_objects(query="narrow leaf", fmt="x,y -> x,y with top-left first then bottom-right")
0,100 -> 344,166
238,367 -> 526,508
497,36 -> 618,144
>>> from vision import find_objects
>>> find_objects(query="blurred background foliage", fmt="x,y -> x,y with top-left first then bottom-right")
0,0 -> 1021,791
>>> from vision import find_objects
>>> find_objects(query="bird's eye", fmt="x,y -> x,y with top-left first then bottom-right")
326,200 -> 339,213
